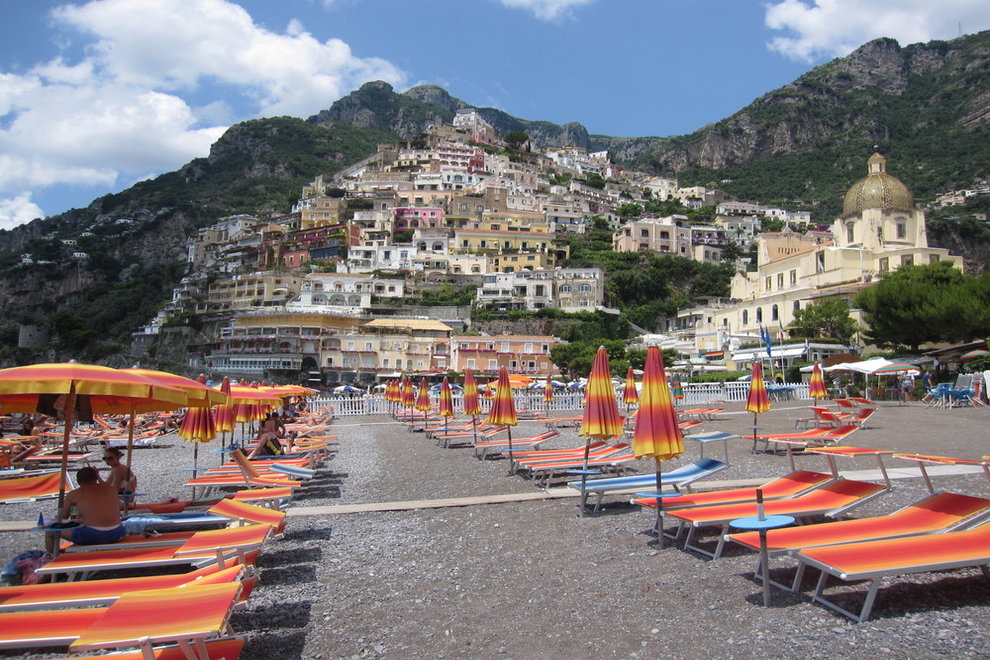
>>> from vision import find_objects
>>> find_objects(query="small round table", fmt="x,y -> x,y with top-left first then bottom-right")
729,515 -> 795,606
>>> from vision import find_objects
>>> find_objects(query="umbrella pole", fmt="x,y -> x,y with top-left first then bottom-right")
506,427 -> 515,475
191,441 -> 199,501
471,415 -> 478,453
56,384 -> 78,512
123,402 -> 136,515
751,412 -> 759,453
654,457 -> 664,547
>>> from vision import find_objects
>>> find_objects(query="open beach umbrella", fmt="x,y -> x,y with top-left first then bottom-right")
808,363 -> 828,400
745,362 -> 771,450
0,362 -> 187,509
463,369 -> 483,445
506,374 -> 534,389
485,368 -> 519,471
962,349 -> 990,359
415,378 -> 431,427
622,367 -> 639,412
632,345 -> 685,545
577,347 -> 625,512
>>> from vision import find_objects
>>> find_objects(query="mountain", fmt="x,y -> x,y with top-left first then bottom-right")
0,31 -> 988,365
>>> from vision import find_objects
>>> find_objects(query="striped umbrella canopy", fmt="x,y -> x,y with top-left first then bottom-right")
745,362 -> 771,445
212,378 -> 236,434
672,379 -> 684,401
415,378 -> 431,412
177,376 -> 219,444
484,379 -> 497,399
962,349 -> 990,359
632,345 -> 685,541
579,347 -> 625,442
124,369 -> 228,409
872,362 -> 921,375
387,379 -> 399,403
0,362 -> 188,509
622,367 -> 639,406
808,363 -> 828,399
402,377 -> 415,408
543,374 -> 554,404
230,383 -> 280,423
438,377 -> 455,418
463,370 -> 482,415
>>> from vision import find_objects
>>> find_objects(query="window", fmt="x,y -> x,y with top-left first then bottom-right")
756,307 -> 763,323
793,301 -> 800,313
765,277 -> 772,291
777,273 -> 784,288
896,220 -> 906,240
790,270 -> 797,286
579,284 -> 591,292
742,310 -> 749,325
901,254 -> 914,267
772,304 -> 779,321
879,257 -> 889,272
488,359 -> 497,369
846,222 -> 855,244
467,358 -> 476,369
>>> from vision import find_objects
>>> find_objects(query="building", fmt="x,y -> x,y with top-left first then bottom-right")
687,152 -> 964,365
613,216 -> 692,256
449,334 -> 561,376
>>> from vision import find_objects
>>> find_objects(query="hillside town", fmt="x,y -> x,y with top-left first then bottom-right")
117,110 -> 962,386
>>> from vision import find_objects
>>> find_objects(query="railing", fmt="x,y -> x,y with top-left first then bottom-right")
308,382 -> 811,417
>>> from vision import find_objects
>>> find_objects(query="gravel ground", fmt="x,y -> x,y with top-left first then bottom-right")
1,399 -> 989,659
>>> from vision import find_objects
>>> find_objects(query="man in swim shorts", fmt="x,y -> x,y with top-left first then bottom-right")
46,466 -> 125,552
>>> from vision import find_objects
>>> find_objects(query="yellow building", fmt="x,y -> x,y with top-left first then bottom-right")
691,152 -> 964,362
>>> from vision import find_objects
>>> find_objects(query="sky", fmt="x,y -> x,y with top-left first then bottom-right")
1,0 -> 988,230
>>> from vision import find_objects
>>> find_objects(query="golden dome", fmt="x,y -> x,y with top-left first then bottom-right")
842,152 -> 914,217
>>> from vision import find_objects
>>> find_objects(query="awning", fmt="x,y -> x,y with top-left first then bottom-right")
731,346 -> 808,362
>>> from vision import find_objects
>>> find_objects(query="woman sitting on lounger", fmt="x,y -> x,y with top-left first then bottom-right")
101,447 -> 137,497
247,416 -> 284,459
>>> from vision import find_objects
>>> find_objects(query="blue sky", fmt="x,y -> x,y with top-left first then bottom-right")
1,0 -> 988,229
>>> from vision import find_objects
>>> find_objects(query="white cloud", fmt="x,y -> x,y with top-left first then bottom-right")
765,0 -> 990,61
0,193 -> 45,230
498,0 -> 594,21
0,0 -> 406,228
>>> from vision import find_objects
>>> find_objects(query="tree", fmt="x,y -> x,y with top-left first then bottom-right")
616,203 -> 642,219
505,131 -> 529,150
788,298 -> 858,345
853,261 -> 990,351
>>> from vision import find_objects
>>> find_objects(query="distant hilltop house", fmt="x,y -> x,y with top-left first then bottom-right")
683,152 -> 964,370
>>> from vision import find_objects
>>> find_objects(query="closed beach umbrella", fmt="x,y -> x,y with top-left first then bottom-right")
402,377 -> 415,410
746,362 -> 771,449
0,362 -> 187,510
808,363 -> 828,400
672,378 -> 684,404
576,347 -> 625,512
463,369 -> 483,445
632,345 -> 685,545
544,374 -> 554,408
438,377 -> 454,438
177,375 -> 221,498
622,367 -> 639,410
415,378 -> 431,427
485,368 -> 519,470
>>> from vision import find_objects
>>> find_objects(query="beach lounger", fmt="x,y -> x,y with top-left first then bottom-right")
755,424 -> 860,454
0,582 -> 242,655
473,429 -> 559,460
793,521 -> 990,622
519,444 -> 636,486
666,478 -> 889,558
70,638 -> 244,660
0,563 -> 251,612
37,524 -> 275,581
0,471 -> 71,504
566,457 -> 729,513
633,470 -> 833,512
727,491 -> 990,590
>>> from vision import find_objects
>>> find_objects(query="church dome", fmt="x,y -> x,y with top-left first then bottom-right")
841,152 -> 914,217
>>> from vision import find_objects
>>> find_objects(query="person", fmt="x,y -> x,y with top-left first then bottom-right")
46,466 -> 125,553
900,372 -> 915,404
270,412 -> 287,438
921,370 -> 933,391
247,416 -> 283,459
101,447 -> 137,496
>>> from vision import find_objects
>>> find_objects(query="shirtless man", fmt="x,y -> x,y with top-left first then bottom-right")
46,466 -> 125,553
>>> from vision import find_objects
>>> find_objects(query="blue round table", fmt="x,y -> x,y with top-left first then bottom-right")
729,515 -> 795,606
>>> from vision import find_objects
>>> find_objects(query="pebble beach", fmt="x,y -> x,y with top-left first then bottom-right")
1,398 -> 989,659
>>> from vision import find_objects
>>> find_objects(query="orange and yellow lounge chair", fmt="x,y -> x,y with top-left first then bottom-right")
37,523 -> 276,581
0,582 -> 243,657
0,471 -> 71,504
793,520 -> 990,622
665,478 -> 890,558
0,563 -> 252,612
726,491 -> 990,590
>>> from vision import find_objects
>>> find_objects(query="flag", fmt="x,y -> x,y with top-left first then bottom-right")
760,325 -> 773,359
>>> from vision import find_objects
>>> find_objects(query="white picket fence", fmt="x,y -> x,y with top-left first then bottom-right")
309,381 -> 810,417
